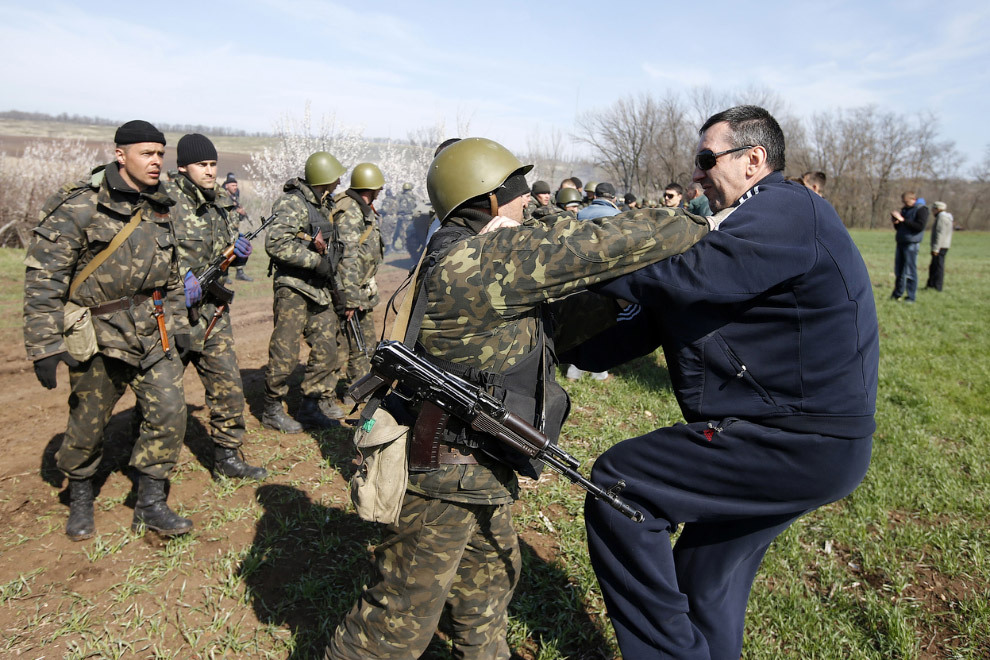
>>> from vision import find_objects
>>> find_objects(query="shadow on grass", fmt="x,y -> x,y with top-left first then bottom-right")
612,352 -> 673,392
241,484 -> 614,660
39,394 -> 233,513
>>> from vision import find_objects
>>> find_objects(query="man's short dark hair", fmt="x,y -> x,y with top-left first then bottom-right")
569,176 -> 583,189
803,171 -> 826,188
664,182 -> 684,195
700,105 -> 786,172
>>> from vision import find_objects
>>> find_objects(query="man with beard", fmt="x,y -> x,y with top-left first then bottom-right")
165,134 -> 267,480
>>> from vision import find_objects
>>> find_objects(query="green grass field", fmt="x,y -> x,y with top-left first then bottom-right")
1,229 -> 988,659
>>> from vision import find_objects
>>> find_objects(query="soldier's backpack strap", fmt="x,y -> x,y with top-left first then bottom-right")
67,210 -> 143,299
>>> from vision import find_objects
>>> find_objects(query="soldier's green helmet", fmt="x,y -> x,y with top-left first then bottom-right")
556,187 -> 582,206
402,182 -> 413,191
350,162 -> 385,190
304,151 -> 346,186
584,181 -> 598,195
427,137 -> 533,222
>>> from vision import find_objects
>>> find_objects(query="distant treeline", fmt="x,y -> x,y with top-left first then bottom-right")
0,110 -> 272,138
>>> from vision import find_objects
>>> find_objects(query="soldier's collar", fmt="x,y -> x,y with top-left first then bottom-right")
345,188 -> 373,214
448,207 -> 492,235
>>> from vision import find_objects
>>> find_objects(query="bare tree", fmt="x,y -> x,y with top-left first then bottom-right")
576,94 -> 665,196
526,126 -> 571,187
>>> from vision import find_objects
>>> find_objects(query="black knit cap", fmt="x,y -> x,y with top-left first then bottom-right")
224,172 -> 237,184
494,172 -> 531,207
531,180 -> 551,195
114,120 -> 166,146
177,133 -> 218,166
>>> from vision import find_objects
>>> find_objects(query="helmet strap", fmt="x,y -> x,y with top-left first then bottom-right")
489,192 -> 499,217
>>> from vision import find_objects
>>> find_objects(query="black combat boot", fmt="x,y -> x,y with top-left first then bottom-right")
262,397 -> 303,433
213,445 -> 269,481
296,396 -> 339,429
235,268 -> 253,281
132,475 -> 193,536
65,478 -> 95,541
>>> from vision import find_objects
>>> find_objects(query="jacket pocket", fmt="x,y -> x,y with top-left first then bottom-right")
709,334 -> 776,407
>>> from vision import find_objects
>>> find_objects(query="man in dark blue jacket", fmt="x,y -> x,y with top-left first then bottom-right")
564,105 -> 879,660
890,191 -> 928,302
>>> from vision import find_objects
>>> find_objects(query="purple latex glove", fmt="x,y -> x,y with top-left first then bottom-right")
233,234 -> 253,259
184,270 -> 202,307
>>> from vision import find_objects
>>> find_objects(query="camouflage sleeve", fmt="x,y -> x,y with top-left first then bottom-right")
264,196 -> 322,271
445,207 -> 709,318
334,204 -> 366,308
22,207 -> 85,359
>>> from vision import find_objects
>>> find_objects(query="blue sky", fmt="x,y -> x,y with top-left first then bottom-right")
2,0 -> 987,170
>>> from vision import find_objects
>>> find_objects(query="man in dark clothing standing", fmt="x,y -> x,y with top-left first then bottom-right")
890,191 -> 929,302
564,106 -> 879,660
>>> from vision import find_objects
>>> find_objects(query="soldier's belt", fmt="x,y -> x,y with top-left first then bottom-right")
89,293 -> 152,317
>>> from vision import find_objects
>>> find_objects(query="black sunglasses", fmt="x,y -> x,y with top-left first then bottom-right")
695,145 -> 755,171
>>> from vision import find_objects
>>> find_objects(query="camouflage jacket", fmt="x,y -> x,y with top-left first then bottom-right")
531,202 -> 562,220
23,163 -> 188,368
333,189 -> 384,310
396,191 -> 417,217
409,206 -> 710,504
265,178 -> 335,306
164,172 -> 241,350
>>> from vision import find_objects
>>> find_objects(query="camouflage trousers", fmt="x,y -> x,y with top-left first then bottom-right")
327,491 -> 520,660
183,316 -> 246,449
59,353 -> 186,480
265,286 -> 340,400
334,308 -> 376,390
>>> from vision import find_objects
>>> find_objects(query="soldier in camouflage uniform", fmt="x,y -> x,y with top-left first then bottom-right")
524,179 -> 559,220
263,151 -> 347,432
222,173 -> 254,281
390,182 -> 417,253
164,134 -> 267,480
327,138 -> 709,659
332,163 -> 385,400
23,120 -> 194,540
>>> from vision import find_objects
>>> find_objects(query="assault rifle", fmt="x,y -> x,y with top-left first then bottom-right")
311,228 -> 368,357
348,340 -> 645,522
192,212 -> 279,339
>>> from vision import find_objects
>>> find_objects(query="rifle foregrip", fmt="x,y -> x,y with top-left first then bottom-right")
501,412 -> 551,453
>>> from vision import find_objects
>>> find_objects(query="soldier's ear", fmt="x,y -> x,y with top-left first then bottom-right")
115,146 -> 126,165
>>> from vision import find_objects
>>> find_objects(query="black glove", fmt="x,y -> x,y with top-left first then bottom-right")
314,257 -> 332,279
174,334 -> 192,361
33,352 -> 80,390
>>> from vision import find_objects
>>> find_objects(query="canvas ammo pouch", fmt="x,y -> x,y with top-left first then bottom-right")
62,301 -> 98,362
351,406 -> 410,525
